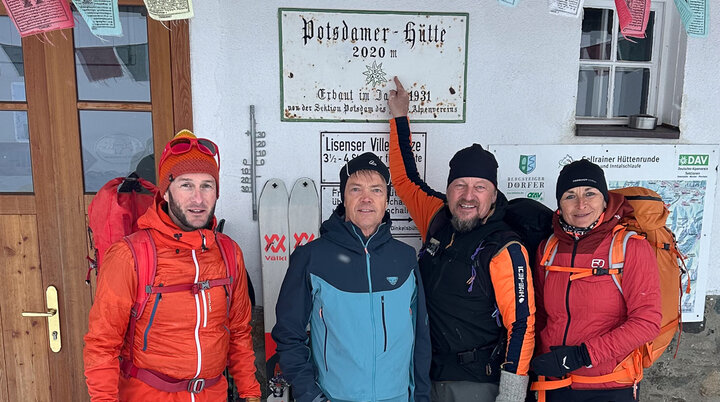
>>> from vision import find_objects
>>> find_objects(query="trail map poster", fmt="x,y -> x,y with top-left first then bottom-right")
489,144 -> 718,322
280,8 -> 468,122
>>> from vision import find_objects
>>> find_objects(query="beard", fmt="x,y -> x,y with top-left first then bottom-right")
451,214 -> 479,233
167,191 -> 216,230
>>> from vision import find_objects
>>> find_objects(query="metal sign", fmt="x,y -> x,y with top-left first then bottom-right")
279,8 -> 468,122
320,131 -> 426,237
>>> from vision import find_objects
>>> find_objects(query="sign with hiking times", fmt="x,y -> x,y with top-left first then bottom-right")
489,144 -> 719,323
320,131 -> 426,238
279,8 -> 468,123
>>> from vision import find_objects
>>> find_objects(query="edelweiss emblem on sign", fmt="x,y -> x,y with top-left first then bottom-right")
363,61 -> 387,87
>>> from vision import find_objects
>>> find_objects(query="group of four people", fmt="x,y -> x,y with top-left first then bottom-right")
83,77 -> 661,402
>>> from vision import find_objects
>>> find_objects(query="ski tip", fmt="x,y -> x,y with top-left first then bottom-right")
292,177 -> 316,190
261,179 -> 288,195
290,177 -> 319,203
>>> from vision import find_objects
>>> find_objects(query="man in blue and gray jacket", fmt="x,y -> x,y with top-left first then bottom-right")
272,152 -> 431,402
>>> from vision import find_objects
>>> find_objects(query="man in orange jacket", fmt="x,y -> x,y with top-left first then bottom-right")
83,130 -> 261,401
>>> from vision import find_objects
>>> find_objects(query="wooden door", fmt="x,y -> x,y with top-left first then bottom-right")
0,2 -> 191,400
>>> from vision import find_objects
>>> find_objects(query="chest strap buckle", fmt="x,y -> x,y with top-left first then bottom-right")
188,378 -> 205,394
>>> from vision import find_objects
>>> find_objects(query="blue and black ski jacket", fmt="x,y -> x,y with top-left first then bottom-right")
272,204 -> 431,402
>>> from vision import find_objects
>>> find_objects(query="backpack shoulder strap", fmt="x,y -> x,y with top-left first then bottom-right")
426,205 -> 450,240
216,233 -> 238,300
121,229 -> 157,369
123,229 -> 157,319
608,225 -> 645,294
542,228 -> 631,285
539,234 -> 559,280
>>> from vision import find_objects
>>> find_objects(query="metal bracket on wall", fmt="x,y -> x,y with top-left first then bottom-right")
242,105 -> 266,221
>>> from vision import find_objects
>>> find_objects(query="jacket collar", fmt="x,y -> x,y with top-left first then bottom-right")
319,203 -> 392,252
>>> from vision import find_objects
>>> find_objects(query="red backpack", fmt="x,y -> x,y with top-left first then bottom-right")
87,174 -> 159,281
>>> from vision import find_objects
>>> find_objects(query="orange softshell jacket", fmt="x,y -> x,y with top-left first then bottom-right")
84,201 -> 260,401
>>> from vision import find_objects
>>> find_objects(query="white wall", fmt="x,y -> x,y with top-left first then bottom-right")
681,1 -> 720,292
189,0 -> 720,304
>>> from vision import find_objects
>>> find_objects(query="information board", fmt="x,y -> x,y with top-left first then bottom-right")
321,131 -> 426,237
280,8 -> 468,122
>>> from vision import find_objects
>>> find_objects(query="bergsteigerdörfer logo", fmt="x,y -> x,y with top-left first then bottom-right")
679,154 -> 709,166
519,155 -> 536,174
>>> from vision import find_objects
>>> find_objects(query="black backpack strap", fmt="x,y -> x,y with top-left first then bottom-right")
469,229 -> 521,301
419,206 -> 452,259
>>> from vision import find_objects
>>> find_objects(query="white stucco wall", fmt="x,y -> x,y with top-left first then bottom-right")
680,1 -> 720,294
189,0 -> 720,305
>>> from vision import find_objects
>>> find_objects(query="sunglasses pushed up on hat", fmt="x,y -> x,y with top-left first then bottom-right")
159,136 -> 220,170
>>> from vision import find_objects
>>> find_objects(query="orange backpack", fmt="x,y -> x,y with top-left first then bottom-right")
532,187 -> 689,399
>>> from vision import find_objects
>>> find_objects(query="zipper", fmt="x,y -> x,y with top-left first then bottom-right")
191,250 -> 203,379
141,292 -> 162,351
562,240 -> 579,346
381,295 -> 387,352
350,223 -> 383,401
430,233 -> 453,293
201,287 -> 208,328
320,307 -> 329,371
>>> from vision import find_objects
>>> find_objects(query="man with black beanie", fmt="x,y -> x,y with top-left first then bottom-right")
272,152 -> 432,402
387,77 -> 535,402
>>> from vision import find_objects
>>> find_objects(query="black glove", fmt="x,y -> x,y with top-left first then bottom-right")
531,344 -> 592,377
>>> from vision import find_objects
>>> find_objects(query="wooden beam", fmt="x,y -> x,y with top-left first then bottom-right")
77,102 -> 152,111
0,195 -> 36,215
147,19 -> 174,180
0,283 -> 7,402
25,29 -> 92,401
170,20 -> 193,132
0,103 -> 27,111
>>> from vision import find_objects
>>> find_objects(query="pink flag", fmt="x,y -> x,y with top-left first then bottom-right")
615,0 -> 652,38
2,0 -> 74,38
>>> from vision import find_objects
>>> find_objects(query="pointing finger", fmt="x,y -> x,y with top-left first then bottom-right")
393,76 -> 405,92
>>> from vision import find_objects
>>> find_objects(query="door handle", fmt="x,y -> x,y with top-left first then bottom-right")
21,309 -> 57,317
21,285 -> 62,353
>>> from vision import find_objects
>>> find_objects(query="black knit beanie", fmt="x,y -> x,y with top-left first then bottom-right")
339,152 -> 391,201
555,159 -> 609,204
446,144 -> 498,188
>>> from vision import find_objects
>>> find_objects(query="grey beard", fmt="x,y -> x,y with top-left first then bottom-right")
451,215 -> 479,233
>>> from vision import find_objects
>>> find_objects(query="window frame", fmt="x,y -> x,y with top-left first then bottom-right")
0,0 -> 192,205
577,0 -> 684,128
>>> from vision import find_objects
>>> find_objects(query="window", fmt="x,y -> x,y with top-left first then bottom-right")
0,15 -> 31,192
576,0 -> 685,130
73,5 -> 156,192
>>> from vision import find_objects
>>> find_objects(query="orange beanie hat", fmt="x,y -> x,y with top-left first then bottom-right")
158,129 -> 220,196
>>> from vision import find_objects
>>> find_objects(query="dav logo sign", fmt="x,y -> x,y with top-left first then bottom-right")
679,154 -> 709,166
519,155 -> 536,174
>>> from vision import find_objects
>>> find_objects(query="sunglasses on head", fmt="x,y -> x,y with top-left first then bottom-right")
160,137 -> 220,170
